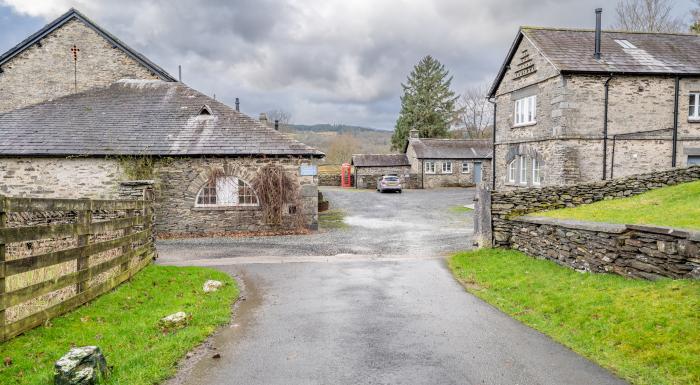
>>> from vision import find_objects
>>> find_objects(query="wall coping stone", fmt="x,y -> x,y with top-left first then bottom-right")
119,180 -> 155,186
515,215 -> 627,233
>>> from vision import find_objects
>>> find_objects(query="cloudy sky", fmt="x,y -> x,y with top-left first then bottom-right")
0,0 -> 695,130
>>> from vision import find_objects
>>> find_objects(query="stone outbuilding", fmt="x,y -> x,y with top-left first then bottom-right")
0,80 -> 324,234
489,11 -> 700,190
350,154 -> 412,189
404,130 -> 492,188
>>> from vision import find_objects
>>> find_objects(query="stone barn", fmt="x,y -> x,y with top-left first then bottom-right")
351,154 -> 412,189
404,130 -> 493,188
0,80 -> 324,234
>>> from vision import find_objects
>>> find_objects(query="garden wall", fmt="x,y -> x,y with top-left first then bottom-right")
476,166 -> 700,279
507,216 -> 699,279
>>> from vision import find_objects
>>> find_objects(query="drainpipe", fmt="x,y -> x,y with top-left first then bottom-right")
610,134 -> 617,179
672,76 -> 679,167
488,98 -> 497,190
602,74 -> 613,180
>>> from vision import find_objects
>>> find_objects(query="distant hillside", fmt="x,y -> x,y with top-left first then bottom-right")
282,124 -> 394,164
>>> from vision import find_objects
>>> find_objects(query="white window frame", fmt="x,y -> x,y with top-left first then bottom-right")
532,158 -> 542,186
424,161 -> 436,174
690,92 -> 700,120
442,161 -> 452,173
195,176 -> 259,208
519,156 -> 528,185
507,159 -> 517,183
514,95 -> 536,126
461,161 -> 470,173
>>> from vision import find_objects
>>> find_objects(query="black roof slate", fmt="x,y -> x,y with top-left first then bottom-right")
351,154 -> 410,167
489,27 -> 700,97
0,80 -> 323,158
407,138 -> 492,159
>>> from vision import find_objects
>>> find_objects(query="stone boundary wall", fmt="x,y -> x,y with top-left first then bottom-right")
319,173 -> 352,187
475,166 -> 700,280
505,216 -> 699,280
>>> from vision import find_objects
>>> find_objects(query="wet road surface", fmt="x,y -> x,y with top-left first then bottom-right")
159,188 -> 627,385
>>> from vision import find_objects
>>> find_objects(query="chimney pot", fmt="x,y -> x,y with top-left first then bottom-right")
274,119 -> 279,130
594,8 -> 602,60
409,128 -> 420,139
235,97 -> 240,112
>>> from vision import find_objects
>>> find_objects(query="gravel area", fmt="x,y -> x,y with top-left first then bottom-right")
157,187 -> 475,262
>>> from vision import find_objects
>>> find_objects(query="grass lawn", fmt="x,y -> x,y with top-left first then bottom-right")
534,180 -> 700,230
319,209 -> 348,229
449,249 -> 700,385
449,205 -> 473,213
0,265 -> 238,385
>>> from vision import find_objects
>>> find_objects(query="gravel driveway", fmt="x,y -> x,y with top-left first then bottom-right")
158,187 -> 475,261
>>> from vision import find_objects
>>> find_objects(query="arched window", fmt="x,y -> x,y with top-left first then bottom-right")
507,159 -> 517,183
195,176 -> 259,207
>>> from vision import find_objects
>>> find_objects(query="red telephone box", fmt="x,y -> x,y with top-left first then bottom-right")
341,163 -> 352,188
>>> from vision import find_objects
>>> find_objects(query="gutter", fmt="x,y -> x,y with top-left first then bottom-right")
672,76 -> 680,167
421,159 -> 425,189
602,74 -> 613,180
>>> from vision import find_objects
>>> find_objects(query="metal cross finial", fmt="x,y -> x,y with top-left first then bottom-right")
71,45 -> 80,61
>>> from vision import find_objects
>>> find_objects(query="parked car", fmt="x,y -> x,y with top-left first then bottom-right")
377,175 -> 402,193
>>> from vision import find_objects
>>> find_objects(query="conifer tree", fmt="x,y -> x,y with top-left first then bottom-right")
391,55 -> 459,150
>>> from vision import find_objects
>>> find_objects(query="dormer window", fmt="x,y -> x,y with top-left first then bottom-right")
198,105 -> 212,116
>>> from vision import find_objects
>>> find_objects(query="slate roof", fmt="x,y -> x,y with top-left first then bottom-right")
0,80 -> 323,157
0,8 -> 176,81
351,154 -> 410,167
489,27 -> 700,97
407,139 -> 492,159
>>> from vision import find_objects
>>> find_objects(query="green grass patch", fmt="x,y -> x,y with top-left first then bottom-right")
319,209 -> 348,229
449,205 -> 473,213
535,180 -> 700,230
449,249 -> 700,385
0,265 -> 238,385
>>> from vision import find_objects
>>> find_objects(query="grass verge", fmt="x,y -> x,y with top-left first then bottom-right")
449,249 -> 700,385
449,205 -> 473,213
319,209 -> 348,229
0,265 -> 238,385
534,180 -> 700,230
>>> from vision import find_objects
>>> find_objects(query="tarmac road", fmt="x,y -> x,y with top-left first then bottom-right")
159,188 -> 627,385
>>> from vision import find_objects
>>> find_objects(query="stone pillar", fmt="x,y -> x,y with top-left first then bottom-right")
473,184 -> 492,248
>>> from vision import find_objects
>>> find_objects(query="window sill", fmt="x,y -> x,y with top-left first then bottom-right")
512,122 -> 537,129
689,118 -> 700,123
192,206 -> 260,211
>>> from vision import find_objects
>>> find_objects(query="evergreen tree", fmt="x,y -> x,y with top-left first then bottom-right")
391,55 -> 459,150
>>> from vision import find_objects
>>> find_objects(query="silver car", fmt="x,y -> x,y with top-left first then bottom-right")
377,175 -> 402,193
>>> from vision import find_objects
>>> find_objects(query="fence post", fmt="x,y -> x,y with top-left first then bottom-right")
143,188 -> 155,259
0,196 -> 7,341
76,199 -> 92,293
121,207 -> 133,272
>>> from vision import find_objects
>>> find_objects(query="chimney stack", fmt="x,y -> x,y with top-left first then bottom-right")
259,113 -> 268,126
409,128 -> 419,139
274,119 -> 279,130
235,97 -> 240,112
594,8 -> 602,60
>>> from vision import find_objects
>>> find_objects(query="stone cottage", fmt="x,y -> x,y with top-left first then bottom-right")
488,9 -> 700,190
0,8 -> 175,113
0,80 -> 324,233
404,130 -> 492,188
351,154 -> 412,189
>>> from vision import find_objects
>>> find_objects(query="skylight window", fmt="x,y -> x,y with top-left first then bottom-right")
615,39 -> 637,49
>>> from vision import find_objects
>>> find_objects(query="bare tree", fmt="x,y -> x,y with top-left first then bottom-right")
614,0 -> 686,32
325,133 -> 361,164
265,109 -> 293,131
455,83 -> 493,139
692,0 -> 700,33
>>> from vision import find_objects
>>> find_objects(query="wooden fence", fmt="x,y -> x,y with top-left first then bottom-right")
0,196 -> 155,341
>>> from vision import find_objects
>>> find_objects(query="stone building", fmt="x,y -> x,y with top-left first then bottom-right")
0,80 -> 324,233
350,154 -> 412,189
488,13 -> 700,190
404,130 -> 492,188
0,8 -> 175,113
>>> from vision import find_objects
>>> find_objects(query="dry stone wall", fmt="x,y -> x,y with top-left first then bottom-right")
485,166 -> 700,279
